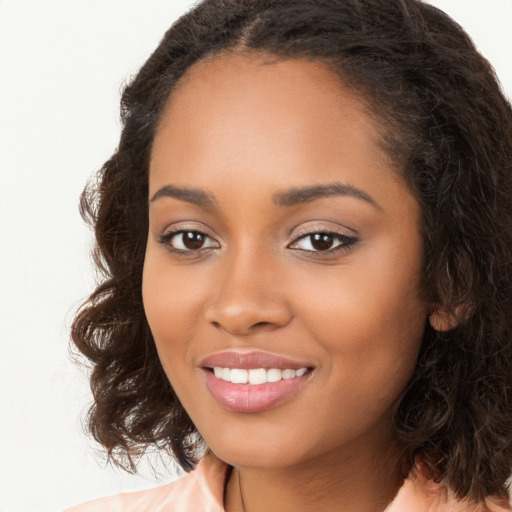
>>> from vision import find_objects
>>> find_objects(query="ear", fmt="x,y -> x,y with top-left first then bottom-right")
428,304 -> 460,332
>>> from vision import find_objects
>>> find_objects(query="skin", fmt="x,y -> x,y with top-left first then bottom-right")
143,52 -> 434,512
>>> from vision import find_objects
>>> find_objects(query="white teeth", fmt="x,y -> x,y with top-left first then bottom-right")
212,366 -> 308,384
282,369 -> 296,379
249,368 -> 267,385
266,368 -> 282,383
230,368 -> 248,384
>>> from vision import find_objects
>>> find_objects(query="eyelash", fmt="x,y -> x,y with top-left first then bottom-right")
288,231 -> 358,255
156,228 -> 358,257
157,230 -> 219,256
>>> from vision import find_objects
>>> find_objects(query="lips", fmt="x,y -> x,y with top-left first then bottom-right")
200,351 -> 311,370
200,351 -> 314,413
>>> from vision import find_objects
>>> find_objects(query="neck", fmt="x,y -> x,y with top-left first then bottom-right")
225,434 -> 405,512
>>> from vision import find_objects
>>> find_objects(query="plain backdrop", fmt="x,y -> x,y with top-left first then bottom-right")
0,1 -> 511,511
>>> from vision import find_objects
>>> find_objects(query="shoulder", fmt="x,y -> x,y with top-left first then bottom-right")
386,460 -> 512,512
63,452 -> 230,512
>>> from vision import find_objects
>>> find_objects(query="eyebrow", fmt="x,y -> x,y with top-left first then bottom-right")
150,181 -> 380,210
150,185 -> 216,207
273,182 -> 381,210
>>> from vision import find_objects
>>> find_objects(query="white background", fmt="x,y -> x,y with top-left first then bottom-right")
0,1 -> 510,511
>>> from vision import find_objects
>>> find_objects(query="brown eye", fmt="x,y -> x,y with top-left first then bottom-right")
162,230 -> 218,252
290,231 -> 357,254
310,233 -> 334,251
182,231 -> 206,250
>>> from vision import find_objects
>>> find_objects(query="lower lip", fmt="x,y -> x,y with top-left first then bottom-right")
203,369 -> 311,413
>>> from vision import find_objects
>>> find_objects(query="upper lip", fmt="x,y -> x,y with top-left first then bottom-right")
199,351 -> 313,370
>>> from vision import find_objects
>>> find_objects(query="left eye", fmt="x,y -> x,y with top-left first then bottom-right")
291,232 -> 353,252
163,230 -> 218,251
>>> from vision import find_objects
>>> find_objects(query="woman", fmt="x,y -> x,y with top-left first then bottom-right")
66,0 -> 512,510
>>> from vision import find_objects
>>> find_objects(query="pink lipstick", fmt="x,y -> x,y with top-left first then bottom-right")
200,351 -> 313,413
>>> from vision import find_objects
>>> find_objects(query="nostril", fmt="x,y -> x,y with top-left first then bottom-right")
206,302 -> 293,335
247,321 -> 281,333
210,319 -> 279,334
253,321 -> 272,329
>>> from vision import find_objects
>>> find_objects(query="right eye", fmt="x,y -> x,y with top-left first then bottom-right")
158,230 -> 219,252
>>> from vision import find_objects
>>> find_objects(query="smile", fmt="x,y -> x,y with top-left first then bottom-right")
203,369 -> 312,413
212,367 -> 308,384
200,351 -> 314,413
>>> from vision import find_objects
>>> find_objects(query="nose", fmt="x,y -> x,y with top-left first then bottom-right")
204,250 -> 293,336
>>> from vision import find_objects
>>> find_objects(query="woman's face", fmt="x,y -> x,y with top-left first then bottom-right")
143,53 -> 430,470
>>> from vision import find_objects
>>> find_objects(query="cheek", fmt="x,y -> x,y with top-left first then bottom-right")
290,242 -> 427,395
142,250 -> 204,372
296,251 -> 426,332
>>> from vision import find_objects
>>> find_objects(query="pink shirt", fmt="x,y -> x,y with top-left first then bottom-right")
64,452 -> 512,512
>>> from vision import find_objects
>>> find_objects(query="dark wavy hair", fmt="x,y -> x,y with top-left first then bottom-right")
72,0 -> 512,502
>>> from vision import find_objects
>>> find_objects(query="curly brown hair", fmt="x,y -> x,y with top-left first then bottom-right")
72,0 -> 512,502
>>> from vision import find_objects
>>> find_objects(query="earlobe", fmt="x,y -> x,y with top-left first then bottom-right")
428,305 -> 460,332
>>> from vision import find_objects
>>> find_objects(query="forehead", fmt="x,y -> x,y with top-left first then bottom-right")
155,51 -> 380,141
149,52 -> 404,207
165,51 -> 353,113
